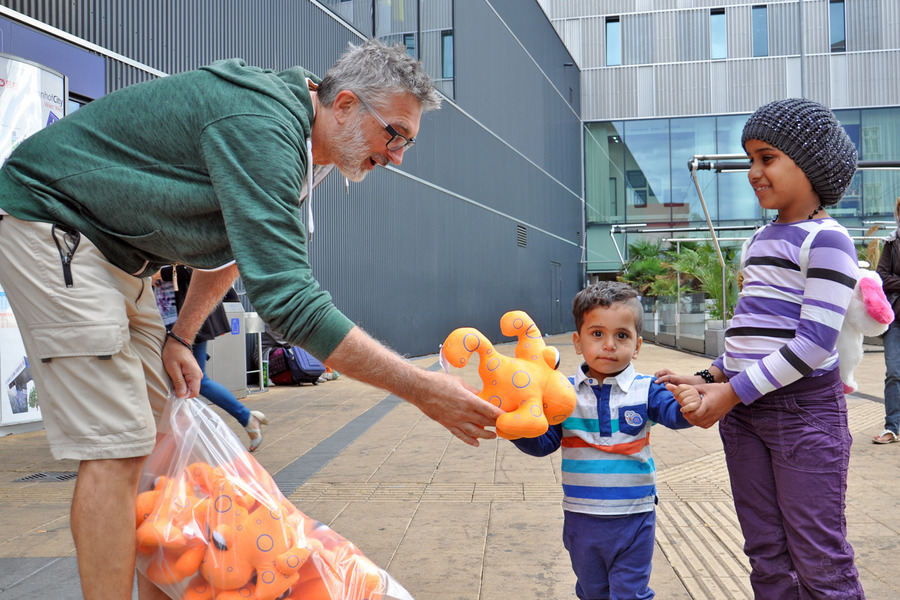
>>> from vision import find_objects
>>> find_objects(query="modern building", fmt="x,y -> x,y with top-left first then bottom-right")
537,0 -> 900,277
0,0 -> 583,359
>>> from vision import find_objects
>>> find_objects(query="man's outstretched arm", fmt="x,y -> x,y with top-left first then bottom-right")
323,326 -> 504,446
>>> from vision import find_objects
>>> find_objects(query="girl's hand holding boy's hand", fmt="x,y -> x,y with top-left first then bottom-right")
683,382 -> 742,429
655,369 -> 705,386
665,383 -> 702,413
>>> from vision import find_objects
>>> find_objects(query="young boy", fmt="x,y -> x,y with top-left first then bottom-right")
512,281 -> 696,600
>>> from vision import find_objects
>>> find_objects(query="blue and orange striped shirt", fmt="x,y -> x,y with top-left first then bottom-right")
512,363 -> 691,516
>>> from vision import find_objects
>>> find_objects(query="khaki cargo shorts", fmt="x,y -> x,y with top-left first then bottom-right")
0,215 -> 169,461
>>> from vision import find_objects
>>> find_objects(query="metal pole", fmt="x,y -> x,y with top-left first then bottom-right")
688,158 -> 729,320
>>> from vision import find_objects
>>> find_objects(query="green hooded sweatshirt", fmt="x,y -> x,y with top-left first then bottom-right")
0,58 -> 353,359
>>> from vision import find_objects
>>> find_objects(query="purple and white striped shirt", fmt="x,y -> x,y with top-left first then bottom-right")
713,219 -> 858,403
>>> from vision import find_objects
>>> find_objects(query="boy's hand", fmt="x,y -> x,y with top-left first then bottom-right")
665,383 -> 702,413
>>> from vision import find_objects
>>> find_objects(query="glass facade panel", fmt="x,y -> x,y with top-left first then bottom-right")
585,106 -> 900,273
623,120 -> 671,223
585,122 -> 625,224
606,18 -> 621,67
715,114 -> 759,222
833,109 -> 862,217
671,117 -> 718,223
830,1 -> 846,52
848,108 -> 900,217
710,9 -> 727,60
752,6 -> 768,58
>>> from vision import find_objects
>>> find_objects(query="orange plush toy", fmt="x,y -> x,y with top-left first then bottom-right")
441,310 -> 576,439
198,478 -> 312,600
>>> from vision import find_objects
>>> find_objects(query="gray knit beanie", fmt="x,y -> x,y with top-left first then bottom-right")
741,98 -> 857,206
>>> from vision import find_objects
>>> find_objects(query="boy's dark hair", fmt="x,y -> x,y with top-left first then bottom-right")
572,281 -> 643,333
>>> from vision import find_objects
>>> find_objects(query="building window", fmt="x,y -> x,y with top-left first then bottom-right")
710,8 -> 727,60
752,5 -> 768,57
830,0 -> 846,52
403,33 -> 415,57
441,30 -> 453,79
606,17 -> 621,66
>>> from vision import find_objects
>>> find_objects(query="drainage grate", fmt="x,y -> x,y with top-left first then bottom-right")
13,471 -> 78,483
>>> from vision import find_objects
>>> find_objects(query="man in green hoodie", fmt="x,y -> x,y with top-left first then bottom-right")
0,39 -> 503,599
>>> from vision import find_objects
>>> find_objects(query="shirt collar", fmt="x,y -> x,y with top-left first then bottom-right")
574,362 -> 638,393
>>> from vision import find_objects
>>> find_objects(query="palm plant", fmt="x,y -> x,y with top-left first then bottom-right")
666,243 -> 739,320
618,238 -> 668,296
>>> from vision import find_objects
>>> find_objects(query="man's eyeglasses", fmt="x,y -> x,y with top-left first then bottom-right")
357,96 -> 415,152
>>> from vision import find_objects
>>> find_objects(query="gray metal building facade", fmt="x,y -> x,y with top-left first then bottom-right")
0,0 -> 582,356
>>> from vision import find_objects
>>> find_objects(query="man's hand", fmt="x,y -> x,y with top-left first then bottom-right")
323,327 -> 504,447
409,370 -> 504,447
162,338 -> 202,398
681,382 -> 741,428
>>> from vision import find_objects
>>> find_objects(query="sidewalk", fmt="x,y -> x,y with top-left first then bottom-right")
0,338 -> 897,599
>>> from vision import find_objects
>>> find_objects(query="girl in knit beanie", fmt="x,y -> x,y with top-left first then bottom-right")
657,98 -> 865,598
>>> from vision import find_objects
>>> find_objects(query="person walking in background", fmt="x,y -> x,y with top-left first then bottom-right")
512,281 -> 696,600
874,196 -> 900,444
154,265 -> 268,451
657,98 -> 865,598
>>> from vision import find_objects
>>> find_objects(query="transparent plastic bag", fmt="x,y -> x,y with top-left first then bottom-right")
136,394 -> 415,600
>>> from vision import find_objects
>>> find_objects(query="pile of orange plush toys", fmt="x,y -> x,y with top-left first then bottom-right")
135,399 -> 408,600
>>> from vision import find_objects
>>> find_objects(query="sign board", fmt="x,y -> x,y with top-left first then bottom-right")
0,54 -> 66,427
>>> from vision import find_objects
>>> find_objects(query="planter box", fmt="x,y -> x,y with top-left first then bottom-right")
704,320 -> 731,358
677,333 -> 705,354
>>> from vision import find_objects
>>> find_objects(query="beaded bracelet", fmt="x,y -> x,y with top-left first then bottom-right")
694,369 -> 715,383
165,330 -> 193,352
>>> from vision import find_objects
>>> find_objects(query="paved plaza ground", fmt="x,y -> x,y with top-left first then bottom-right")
0,337 -> 897,599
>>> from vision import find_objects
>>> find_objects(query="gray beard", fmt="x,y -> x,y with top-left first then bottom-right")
332,115 -> 374,183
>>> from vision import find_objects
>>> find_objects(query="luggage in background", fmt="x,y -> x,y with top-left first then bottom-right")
268,346 -> 326,385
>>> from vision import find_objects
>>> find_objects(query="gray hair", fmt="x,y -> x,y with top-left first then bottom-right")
572,281 -> 643,334
317,38 -> 442,112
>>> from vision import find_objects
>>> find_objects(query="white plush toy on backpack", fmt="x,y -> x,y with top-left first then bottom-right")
836,269 -> 894,394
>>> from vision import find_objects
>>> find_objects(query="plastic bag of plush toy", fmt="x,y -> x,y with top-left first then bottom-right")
135,393 -> 415,600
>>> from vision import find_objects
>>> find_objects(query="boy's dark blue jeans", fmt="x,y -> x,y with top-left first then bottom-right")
720,369 -> 865,599
563,509 -> 655,600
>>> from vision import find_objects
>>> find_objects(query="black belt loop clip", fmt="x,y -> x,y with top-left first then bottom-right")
51,224 -> 81,288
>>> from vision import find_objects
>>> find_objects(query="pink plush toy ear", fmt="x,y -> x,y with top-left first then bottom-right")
859,276 -> 894,325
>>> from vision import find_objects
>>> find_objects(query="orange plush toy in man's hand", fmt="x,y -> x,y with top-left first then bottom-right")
441,310 -> 576,439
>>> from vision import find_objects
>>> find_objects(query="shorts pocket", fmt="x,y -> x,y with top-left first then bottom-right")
30,321 -> 123,360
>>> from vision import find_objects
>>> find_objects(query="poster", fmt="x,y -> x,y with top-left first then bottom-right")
0,284 -> 39,424
0,55 -> 66,427
0,53 -> 66,163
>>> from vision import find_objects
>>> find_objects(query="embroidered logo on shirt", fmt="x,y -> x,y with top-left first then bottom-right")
623,410 -> 643,427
